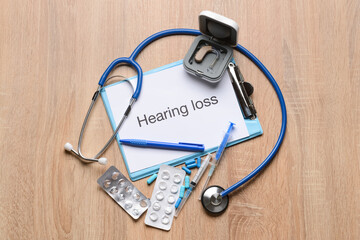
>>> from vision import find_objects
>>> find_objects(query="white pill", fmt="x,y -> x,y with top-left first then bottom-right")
167,195 -> 175,204
162,216 -> 170,225
150,213 -> 158,221
156,192 -> 164,201
165,206 -> 172,215
152,202 -> 161,211
170,185 -> 178,193
159,182 -> 167,190
173,174 -> 181,184
161,171 -> 170,180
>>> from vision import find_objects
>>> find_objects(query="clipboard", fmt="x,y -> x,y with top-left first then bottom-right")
100,60 -> 263,181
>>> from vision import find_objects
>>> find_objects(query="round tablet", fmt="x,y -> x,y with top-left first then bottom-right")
170,185 -> 178,193
159,181 -> 167,190
156,192 -> 164,201
150,213 -> 158,221
165,206 -> 172,215
173,174 -> 181,184
161,216 -> 170,225
152,202 -> 161,211
161,171 -> 170,180
167,195 -> 175,204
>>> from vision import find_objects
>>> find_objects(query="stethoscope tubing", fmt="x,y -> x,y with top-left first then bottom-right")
220,43 -> 287,197
75,28 -> 286,197
122,28 -> 287,197
98,57 -> 143,99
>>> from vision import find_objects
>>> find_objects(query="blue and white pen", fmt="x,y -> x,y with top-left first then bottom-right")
119,139 -> 205,152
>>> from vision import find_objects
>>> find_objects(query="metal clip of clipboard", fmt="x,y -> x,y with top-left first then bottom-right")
227,62 -> 257,119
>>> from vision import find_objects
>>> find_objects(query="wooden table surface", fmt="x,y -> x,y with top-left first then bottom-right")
1,0 -> 359,239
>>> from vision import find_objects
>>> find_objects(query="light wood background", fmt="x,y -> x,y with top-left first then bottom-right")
0,0 -> 359,239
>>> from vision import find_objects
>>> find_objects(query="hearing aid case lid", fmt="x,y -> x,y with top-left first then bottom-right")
199,11 -> 239,47
183,11 -> 239,83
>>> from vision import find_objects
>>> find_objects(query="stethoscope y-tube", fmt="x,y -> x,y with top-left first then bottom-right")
64,57 -> 143,165
64,29 -> 197,165
64,29 -> 287,207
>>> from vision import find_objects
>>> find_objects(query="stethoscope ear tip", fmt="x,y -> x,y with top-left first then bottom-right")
64,142 -> 107,165
98,158 -> 108,165
64,143 -> 73,152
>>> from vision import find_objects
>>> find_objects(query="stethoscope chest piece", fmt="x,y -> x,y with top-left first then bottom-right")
201,185 -> 229,215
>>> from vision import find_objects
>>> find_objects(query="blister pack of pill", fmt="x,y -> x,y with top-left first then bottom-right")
145,165 -> 185,231
97,166 -> 150,220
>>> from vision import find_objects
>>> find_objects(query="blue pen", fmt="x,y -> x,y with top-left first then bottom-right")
119,139 -> 205,152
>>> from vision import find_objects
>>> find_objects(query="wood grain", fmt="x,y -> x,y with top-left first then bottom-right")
0,0 -> 359,239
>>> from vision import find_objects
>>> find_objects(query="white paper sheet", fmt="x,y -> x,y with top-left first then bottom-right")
104,63 -> 249,173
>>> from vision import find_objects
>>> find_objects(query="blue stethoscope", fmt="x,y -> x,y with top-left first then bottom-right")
64,28 -> 287,215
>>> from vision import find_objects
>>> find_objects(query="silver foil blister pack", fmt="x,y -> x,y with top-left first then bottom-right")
145,165 -> 185,231
97,166 -> 150,220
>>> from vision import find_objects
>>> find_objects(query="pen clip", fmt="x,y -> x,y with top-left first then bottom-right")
178,142 -> 204,147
